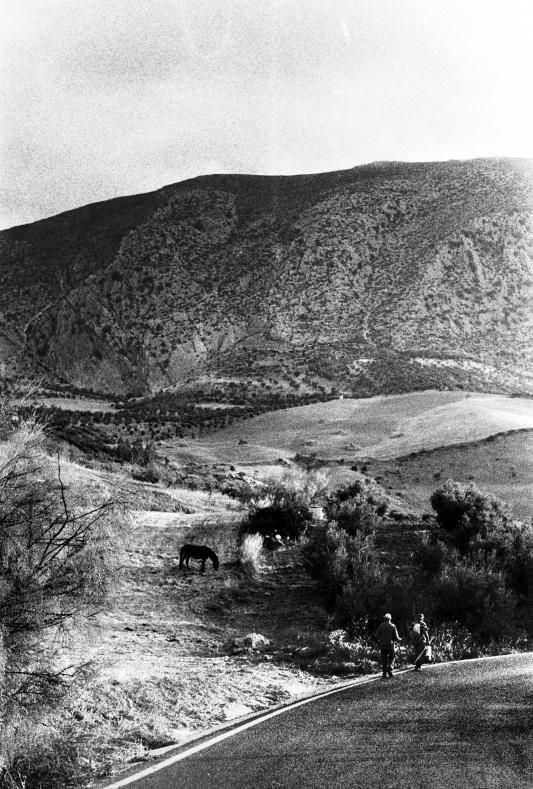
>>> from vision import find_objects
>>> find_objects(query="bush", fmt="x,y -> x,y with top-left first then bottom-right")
422,480 -> 533,638
241,470 -> 326,540
0,409 -> 121,781
430,623 -> 482,661
303,522 -> 391,622
323,478 -> 387,537
1,726 -> 84,789
238,533 -> 264,578
131,463 -> 160,483
412,534 -> 454,579
241,503 -> 311,541
429,561 -> 516,641
430,479 -> 511,554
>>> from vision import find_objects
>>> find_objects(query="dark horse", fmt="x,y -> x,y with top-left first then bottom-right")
179,544 -> 219,572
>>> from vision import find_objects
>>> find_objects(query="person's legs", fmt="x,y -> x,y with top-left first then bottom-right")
387,646 -> 394,677
380,648 -> 388,678
414,641 -> 425,670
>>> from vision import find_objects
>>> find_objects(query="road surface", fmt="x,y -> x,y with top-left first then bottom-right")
101,653 -> 533,789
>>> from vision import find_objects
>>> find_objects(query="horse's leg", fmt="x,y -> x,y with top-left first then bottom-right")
200,558 -> 206,572
179,552 -> 184,570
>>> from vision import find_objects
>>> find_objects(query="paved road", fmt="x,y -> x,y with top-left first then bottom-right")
102,653 -> 533,789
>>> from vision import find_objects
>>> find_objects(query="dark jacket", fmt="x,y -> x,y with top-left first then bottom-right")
374,621 -> 401,648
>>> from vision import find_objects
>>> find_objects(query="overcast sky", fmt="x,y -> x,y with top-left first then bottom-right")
1,0 -> 532,229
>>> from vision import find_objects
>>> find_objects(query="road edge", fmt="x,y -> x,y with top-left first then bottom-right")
95,651 -> 531,788
95,670 -> 392,788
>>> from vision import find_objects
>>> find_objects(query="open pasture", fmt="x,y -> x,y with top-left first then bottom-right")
367,428 -> 533,521
165,390 -> 533,463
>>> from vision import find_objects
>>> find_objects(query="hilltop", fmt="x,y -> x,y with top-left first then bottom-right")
1,158 -> 533,397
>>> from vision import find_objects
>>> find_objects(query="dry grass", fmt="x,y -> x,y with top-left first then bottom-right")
239,533 -> 264,577
163,392 -> 533,469
368,428 -> 533,521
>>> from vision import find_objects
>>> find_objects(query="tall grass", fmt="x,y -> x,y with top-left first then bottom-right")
239,533 -> 264,577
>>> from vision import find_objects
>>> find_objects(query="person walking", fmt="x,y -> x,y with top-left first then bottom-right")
412,613 -> 430,671
374,613 -> 402,678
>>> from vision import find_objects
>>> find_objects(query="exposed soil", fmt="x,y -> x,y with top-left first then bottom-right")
65,490 -> 341,780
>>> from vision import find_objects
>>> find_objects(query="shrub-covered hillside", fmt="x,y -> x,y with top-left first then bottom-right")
1,158 -> 533,396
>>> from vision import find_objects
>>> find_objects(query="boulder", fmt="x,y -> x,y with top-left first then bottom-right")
223,702 -> 252,720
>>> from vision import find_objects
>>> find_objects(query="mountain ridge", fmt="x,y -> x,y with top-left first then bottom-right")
1,157 -> 533,397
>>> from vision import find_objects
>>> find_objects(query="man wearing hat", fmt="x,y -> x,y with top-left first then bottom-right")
412,613 -> 430,671
374,613 -> 402,678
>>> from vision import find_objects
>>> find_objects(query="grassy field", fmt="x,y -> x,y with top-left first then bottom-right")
366,428 -> 533,521
164,391 -> 533,464
27,396 -> 117,412
53,465 -> 339,780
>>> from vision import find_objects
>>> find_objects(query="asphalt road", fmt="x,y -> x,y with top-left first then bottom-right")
102,653 -> 533,789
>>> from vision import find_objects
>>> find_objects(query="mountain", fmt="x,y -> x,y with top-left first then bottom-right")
1,157 -> 533,397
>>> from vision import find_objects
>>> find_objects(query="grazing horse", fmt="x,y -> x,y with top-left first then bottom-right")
179,544 -> 219,572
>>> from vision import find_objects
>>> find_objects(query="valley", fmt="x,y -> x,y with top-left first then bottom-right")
50,389 -> 533,773
2,158 -> 533,785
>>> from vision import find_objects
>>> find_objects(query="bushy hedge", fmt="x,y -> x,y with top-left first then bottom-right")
430,479 -> 512,554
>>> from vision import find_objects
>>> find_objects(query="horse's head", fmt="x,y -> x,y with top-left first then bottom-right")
212,553 -> 220,570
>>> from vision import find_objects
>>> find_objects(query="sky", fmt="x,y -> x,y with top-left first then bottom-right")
1,0 -> 533,229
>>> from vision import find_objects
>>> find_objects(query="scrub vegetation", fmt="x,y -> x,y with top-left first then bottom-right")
0,398 -> 123,788
303,477 -> 533,650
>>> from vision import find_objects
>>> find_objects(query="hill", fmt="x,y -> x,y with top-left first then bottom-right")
1,158 -> 533,397
160,389 -> 533,457
157,390 -> 533,519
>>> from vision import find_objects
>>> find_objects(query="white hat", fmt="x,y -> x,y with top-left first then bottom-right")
384,613 -> 392,619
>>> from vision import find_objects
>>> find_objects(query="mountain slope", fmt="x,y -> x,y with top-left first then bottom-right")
1,158 -> 533,395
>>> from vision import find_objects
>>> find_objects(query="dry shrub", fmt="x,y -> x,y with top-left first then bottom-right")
0,409 -> 125,786
239,533 -> 264,577
0,718 -> 84,789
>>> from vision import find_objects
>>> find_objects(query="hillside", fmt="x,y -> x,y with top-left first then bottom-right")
159,388 -> 533,455
153,390 -> 533,520
1,158 -> 533,396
